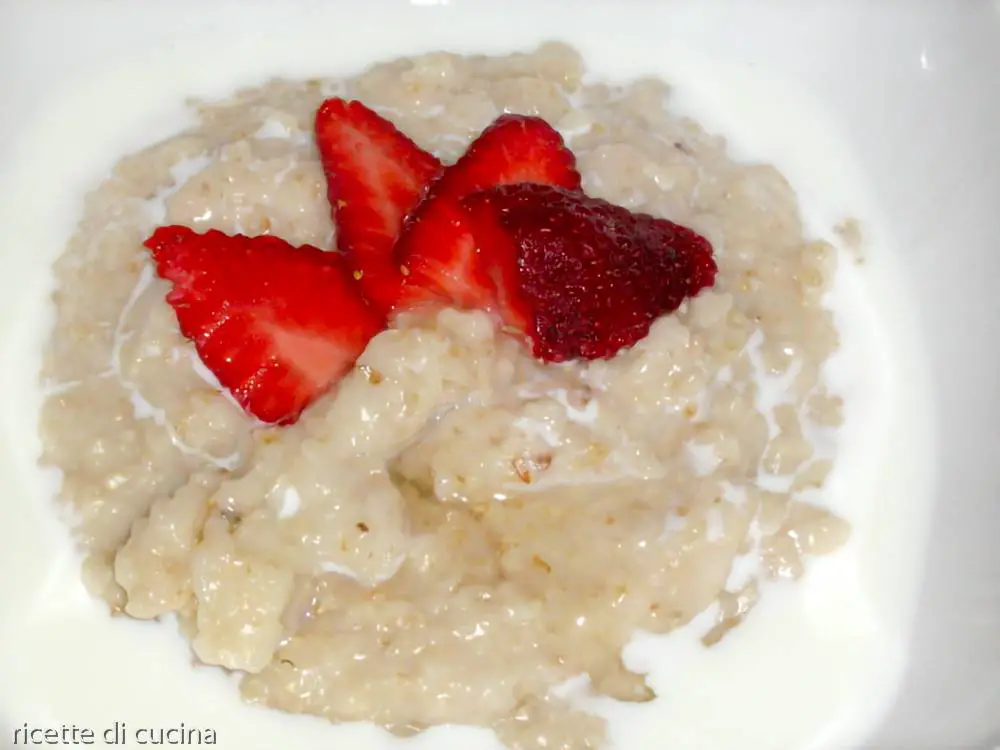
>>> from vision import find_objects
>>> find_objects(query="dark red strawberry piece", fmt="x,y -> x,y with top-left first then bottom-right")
144,226 -> 384,425
315,98 -> 442,315
395,114 -> 581,312
462,183 -> 717,362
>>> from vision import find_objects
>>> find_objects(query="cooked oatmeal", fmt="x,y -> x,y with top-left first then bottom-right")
40,42 -> 848,749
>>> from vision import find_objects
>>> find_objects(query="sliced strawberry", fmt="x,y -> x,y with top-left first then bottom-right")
395,114 -> 581,312
315,98 -> 442,315
462,183 -> 717,363
144,226 -> 384,425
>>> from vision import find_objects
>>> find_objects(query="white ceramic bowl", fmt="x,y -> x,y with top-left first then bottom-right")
1,2 -> 997,749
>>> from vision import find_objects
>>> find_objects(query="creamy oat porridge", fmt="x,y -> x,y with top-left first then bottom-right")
40,42 -> 849,749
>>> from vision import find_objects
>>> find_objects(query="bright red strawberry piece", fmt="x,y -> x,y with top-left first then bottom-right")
144,226 -> 384,425
395,114 -> 581,312
315,98 -> 442,315
461,183 -> 717,362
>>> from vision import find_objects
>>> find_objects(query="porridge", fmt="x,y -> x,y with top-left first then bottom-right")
39,42 -> 849,749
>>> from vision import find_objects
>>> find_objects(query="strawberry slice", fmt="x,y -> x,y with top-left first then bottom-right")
315,98 -> 442,315
144,226 -> 384,425
462,183 -> 717,363
396,114 -> 581,311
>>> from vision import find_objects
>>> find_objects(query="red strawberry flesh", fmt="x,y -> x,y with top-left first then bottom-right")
315,98 -> 442,315
144,226 -> 383,425
462,183 -> 718,362
395,114 -> 582,312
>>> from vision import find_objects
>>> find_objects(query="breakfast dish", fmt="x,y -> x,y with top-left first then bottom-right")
39,42 -> 849,749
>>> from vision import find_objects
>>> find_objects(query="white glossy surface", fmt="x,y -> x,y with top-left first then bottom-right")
0,2 -> 998,749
